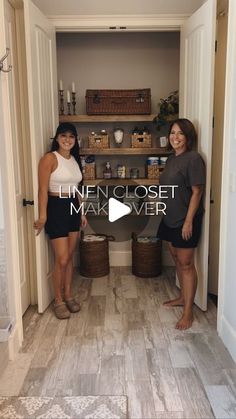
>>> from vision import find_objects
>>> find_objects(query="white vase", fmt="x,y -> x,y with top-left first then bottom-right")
114,128 -> 124,145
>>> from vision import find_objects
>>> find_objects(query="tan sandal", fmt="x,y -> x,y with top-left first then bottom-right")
54,302 -> 70,319
65,298 -> 81,313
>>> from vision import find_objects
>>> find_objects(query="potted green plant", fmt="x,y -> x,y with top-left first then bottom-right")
153,90 -> 179,130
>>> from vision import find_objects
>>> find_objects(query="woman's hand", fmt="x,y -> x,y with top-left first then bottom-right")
34,218 -> 46,236
182,220 -> 193,241
81,215 -> 87,230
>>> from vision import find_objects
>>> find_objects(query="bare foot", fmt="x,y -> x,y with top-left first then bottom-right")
163,297 -> 184,307
175,313 -> 193,330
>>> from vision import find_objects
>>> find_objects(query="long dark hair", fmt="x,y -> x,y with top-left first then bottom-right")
50,122 -> 82,172
168,118 -> 197,151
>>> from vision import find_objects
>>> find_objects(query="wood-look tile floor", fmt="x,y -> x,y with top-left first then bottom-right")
1,267 -> 236,419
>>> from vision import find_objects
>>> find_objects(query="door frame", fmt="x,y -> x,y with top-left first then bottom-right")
48,14 -> 188,32
217,0 -> 236,356
2,1 -> 220,358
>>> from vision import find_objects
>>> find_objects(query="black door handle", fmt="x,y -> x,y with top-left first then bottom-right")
23,199 -> 34,207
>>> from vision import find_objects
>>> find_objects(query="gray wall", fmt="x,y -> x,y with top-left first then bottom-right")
57,32 -> 180,115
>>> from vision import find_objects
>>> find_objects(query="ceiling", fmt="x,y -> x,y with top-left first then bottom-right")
32,0 -> 206,16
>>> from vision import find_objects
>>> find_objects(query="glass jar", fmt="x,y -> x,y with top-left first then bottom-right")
103,161 -> 112,179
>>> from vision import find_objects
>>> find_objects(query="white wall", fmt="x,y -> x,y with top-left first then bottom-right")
218,0 -> 236,362
0,77 -> 9,316
0,170 -> 4,230
32,0 -> 206,16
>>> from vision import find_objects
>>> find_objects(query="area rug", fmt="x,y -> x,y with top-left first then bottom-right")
0,396 -> 127,418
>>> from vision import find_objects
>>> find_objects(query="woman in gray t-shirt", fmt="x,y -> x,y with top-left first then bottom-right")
157,118 -> 206,330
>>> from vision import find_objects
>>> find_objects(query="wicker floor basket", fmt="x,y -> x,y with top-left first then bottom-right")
132,233 -> 162,277
79,232 -> 115,277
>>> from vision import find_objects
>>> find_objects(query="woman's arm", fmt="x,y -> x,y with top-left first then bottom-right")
34,153 -> 55,235
182,185 -> 204,240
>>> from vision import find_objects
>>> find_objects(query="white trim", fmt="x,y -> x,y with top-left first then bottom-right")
48,14 -> 188,32
8,324 -> 21,360
220,315 -> 236,363
15,7 -> 37,305
0,0 -> 4,56
0,0 -> 23,355
217,0 -> 235,334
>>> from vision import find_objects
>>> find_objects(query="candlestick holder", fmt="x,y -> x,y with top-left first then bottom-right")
59,90 -> 64,115
72,92 -> 76,115
67,102 -> 71,115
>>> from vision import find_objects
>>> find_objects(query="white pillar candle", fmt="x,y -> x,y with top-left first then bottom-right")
59,79 -> 63,90
72,82 -> 76,93
67,90 -> 71,103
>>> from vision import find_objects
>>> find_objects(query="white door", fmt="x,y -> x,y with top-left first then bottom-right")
23,0 -> 58,312
179,0 -> 216,310
4,0 -> 31,314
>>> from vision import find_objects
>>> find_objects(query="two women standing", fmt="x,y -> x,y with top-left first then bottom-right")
34,118 -> 205,330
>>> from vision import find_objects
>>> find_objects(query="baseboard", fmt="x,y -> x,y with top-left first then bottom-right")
109,251 -> 132,266
219,315 -> 236,363
0,341 -> 9,375
8,323 -> 22,360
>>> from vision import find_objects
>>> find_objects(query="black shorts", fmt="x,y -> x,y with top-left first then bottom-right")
45,195 -> 81,240
157,213 -> 203,248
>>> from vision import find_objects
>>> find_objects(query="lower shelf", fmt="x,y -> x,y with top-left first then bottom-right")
83,178 -> 159,186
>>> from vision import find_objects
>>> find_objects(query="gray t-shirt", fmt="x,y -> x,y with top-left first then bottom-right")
159,150 -> 206,228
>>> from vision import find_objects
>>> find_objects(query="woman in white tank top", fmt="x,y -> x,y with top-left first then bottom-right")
34,123 -> 87,319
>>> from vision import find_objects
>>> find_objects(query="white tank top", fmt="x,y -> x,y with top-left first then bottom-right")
49,151 -> 83,194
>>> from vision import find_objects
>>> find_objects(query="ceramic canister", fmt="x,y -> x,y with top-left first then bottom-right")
147,156 -> 159,165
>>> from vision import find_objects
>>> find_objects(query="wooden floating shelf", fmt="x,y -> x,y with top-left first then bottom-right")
59,114 -> 156,123
80,148 -> 170,155
83,178 -> 160,186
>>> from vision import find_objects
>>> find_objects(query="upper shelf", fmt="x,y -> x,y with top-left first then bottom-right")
83,178 -> 159,186
80,147 -> 170,155
59,114 -> 156,123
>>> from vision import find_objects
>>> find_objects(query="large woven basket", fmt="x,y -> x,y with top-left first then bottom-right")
79,232 -> 115,277
132,232 -> 162,277
86,88 -> 151,115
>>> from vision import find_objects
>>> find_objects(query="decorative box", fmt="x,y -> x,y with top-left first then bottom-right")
131,133 -> 152,148
86,88 -> 151,115
83,162 -> 96,180
88,133 -> 109,149
146,165 -> 160,179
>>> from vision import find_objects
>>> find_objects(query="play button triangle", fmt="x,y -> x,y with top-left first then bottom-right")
108,197 -> 131,222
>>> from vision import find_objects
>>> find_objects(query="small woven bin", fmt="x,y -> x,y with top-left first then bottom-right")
132,232 -> 162,277
79,232 -> 115,277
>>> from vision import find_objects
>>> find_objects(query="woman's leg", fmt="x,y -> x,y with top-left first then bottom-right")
63,231 -> 80,301
175,247 -> 197,330
50,237 -> 70,304
163,242 -> 184,306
